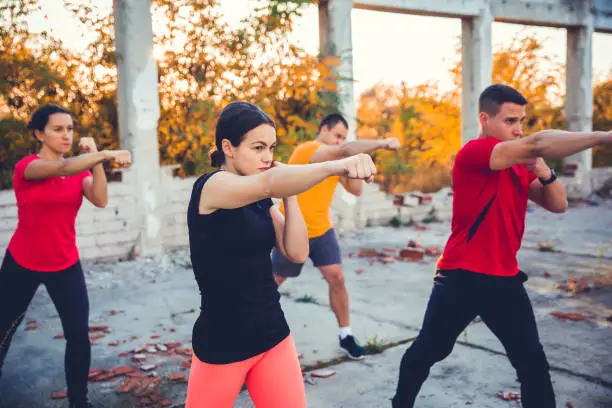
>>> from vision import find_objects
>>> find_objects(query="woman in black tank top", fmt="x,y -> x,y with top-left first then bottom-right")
184,101 -> 377,408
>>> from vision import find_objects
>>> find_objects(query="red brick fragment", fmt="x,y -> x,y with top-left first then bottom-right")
113,365 -> 135,375
90,333 -> 105,341
89,325 -> 109,332
51,390 -> 67,399
358,248 -> 380,258
53,333 -> 64,339
550,311 -> 587,321
88,368 -> 101,380
399,248 -> 424,261
151,334 -> 160,339
168,373 -> 186,381
424,247 -> 442,257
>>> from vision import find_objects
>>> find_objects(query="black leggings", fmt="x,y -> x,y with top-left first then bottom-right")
0,251 -> 91,404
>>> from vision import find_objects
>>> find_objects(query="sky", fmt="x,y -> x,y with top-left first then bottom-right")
28,0 -> 612,103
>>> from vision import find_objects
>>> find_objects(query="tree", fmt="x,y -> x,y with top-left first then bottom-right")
592,76 -> 612,167
0,0 -> 336,188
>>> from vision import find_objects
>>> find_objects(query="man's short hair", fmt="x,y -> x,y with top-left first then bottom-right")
478,84 -> 528,116
318,113 -> 349,133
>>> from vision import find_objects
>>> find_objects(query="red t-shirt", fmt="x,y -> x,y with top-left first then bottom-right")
7,155 -> 92,272
437,137 -> 537,277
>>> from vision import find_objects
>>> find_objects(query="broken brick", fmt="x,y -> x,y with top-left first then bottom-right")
379,256 -> 396,264
53,333 -> 64,339
90,333 -> 106,341
131,354 -> 147,362
169,328 -> 176,333
496,390 -> 521,402
119,352 -> 129,357
51,390 -> 67,400
415,225 -> 428,231
400,248 -> 425,261
108,340 -> 120,347
88,368 -> 101,380
25,322 -> 39,331
550,311 -> 587,321
112,366 -> 135,376
151,334 -> 160,339
358,248 -> 380,258
165,342 -> 181,349
424,247 -> 442,257
311,369 -> 335,378
355,268 -> 364,275
167,373 -> 186,382
89,325 -> 109,333
543,271 -> 551,278
175,347 -> 193,356
140,364 -> 157,372
93,370 -> 116,382
116,377 -> 138,393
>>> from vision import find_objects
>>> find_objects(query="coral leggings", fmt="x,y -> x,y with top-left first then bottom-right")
185,334 -> 306,408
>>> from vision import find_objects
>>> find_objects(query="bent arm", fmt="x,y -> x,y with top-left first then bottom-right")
310,138 -> 396,163
528,178 -> 568,213
340,176 -> 363,196
82,163 -> 108,208
270,198 -> 308,263
24,152 -> 109,180
489,130 -> 611,171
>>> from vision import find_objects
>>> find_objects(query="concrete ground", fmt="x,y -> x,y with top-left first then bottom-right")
0,201 -> 611,407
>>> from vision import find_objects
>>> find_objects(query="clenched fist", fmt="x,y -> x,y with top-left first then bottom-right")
334,153 -> 377,183
78,137 -> 98,153
383,138 -> 401,151
525,157 -> 552,179
104,150 -> 132,168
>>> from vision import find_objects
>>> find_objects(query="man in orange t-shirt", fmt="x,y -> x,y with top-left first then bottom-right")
272,113 -> 400,360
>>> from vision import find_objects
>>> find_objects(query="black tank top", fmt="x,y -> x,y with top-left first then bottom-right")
187,170 -> 290,364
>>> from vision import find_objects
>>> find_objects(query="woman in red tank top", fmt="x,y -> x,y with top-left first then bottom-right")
0,104 -> 130,408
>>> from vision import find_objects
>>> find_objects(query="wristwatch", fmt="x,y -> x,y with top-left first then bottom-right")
538,168 -> 557,185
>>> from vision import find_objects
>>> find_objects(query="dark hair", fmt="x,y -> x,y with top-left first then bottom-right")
478,84 -> 528,116
27,104 -> 73,139
318,113 -> 349,134
209,101 -> 276,167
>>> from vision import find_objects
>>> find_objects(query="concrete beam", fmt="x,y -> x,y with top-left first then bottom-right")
564,13 -> 594,194
354,0 -> 480,19
490,0 -> 584,29
461,6 -> 492,144
113,0 -> 163,256
594,0 -> 612,33
354,0 -> 612,32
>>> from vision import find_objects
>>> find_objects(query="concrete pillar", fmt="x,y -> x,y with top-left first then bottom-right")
319,0 -> 362,232
113,0 -> 163,256
461,6 -> 492,145
565,16 -> 594,180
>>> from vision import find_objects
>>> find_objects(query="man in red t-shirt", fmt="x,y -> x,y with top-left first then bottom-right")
391,84 -> 612,408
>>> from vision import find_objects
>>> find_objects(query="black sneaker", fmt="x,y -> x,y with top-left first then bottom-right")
339,335 -> 365,360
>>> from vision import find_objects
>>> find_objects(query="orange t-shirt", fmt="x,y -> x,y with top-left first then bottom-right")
279,141 -> 339,238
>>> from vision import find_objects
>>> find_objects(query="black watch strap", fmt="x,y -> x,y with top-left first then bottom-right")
539,168 -> 557,185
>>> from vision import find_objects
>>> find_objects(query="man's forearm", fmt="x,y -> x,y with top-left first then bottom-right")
341,140 -> 388,157
540,181 -> 568,213
531,130 -> 611,160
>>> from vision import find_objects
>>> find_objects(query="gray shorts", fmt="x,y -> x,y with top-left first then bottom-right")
271,228 -> 342,277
